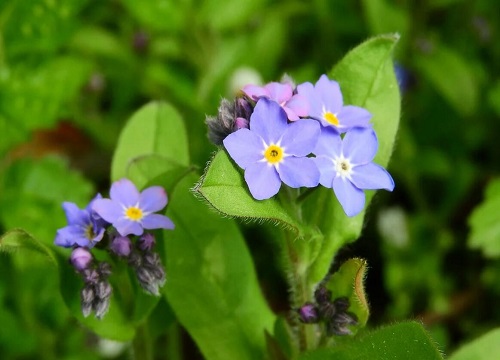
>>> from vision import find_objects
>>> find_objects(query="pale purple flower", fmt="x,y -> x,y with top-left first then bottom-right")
314,127 -> 394,217
223,98 -> 320,200
55,194 -> 106,248
243,82 -> 309,121
93,179 -> 174,236
297,74 -> 371,131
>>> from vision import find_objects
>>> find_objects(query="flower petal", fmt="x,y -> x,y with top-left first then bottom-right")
62,202 -> 86,226
139,186 -> 168,213
350,163 -> 395,191
55,226 -> 82,248
337,105 -> 372,130
342,128 -> 378,164
281,119 -> 320,156
244,162 -> 281,200
142,213 -> 175,230
314,156 -> 336,188
314,126 -> 342,158
242,84 -> 268,100
114,218 -> 143,236
277,157 -> 320,188
265,82 -> 292,104
297,81 -> 321,118
223,128 -> 264,169
285,94 -> 309,119
332,177 -> 365,217
250,98 -> 288,143
92,199 -> 123,224
315,75 -> 343,114
110,178 -> 140,207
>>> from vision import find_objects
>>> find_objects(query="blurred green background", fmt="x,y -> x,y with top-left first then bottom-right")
1,0 -> 499,359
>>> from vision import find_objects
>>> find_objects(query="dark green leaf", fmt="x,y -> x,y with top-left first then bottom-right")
164,174 -> 276,360
300,321 -> 443,360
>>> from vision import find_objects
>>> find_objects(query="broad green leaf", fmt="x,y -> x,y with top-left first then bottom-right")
468,178 -> 500,257
306,34 -> 400,284
415,44 -> 478,116
300,321 -> 443,360
195,150 -> 308,236
111,101 -> 189,182
0,156 -> 94,245
164,174 -> 276,360
324,258 -> 369,330
0,229 -> 57,265
449,327 -> 500,360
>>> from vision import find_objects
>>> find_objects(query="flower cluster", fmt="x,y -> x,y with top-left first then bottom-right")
298,286 -> 358,336
55,178 -> 174,318
206,74 -> 394,216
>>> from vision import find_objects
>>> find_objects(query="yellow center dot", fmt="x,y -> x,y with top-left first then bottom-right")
264,145 -> 284,164
125,207 -> 143,221
324,111 -> 339,126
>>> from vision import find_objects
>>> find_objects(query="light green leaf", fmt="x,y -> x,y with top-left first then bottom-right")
300,321 -> 443,360
468,178 -> 500,257
111,101 -> 189,182
0,229 -> 57,265
449,327 -> 500,360
306,34 -> 400,284
324,258 -> 370,330
415,43 -> 478,116
195,150 -> 307,236
164,174 -> 276,360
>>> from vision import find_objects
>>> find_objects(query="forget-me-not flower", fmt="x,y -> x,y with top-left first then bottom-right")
223,98 -> 320,200
55,194 -> 106,248
297,74 -> 371,132
314,127 -> 394,216
92,179 -> 174,236
243,82 -> 309,121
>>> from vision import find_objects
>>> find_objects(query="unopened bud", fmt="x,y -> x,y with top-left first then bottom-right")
138,233 -> 155,251
298,303 -> 319,323
71,247 -> 93,272
110,236 -> 132,257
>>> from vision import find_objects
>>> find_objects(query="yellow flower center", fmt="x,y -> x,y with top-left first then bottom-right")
84,224 -> 95,239
323,111 -> 339,126
125,206 -> 143,221
264,144 -> 284,164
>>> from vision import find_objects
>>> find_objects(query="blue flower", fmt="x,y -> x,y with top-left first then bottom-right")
92,179 -> 174,236
223,98 -> 321,200
313,127 -> 394,216
55,194 -> 107,248
297,74 -> 372,132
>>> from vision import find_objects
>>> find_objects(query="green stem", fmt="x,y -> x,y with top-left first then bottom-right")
132,323 -> 153,360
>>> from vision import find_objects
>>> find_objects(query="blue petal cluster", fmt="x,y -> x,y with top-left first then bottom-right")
221,74 -> 395,217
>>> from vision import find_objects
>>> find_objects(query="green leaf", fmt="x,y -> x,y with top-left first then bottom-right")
449,327 -> 500,360
468,178 -> 500,257
415,43 -> 479,116
300,321 -> 443,360
324,258 -> 370,330
306,34 -> 400,284
0,229 -> 57,265
164,174 -> 276,360
126,155 -> 191,190
195,150 -> 307,236
111,101 -> 189,182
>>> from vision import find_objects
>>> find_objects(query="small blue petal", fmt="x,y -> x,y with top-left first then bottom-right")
332,177 -> 365,217
313,156 -> 336,188
110,178 -> 140,207
281,119 -> 320,156
250,98 -> 288,144
278,157 -> 319,188
342,128 -> 378,164
350,163 -> 395,191
224,128 -> 264,169
244,162 -> 282,200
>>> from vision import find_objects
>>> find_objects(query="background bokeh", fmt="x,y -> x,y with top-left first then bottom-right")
1,0 -> 499,359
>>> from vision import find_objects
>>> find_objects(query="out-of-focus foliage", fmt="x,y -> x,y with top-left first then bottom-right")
0,0 -> 499,359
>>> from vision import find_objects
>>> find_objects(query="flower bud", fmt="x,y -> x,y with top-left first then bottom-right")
138,233 -> 155,251
110,236 -> 132,257
71,247 -> 93,272
298,303 -> 319,323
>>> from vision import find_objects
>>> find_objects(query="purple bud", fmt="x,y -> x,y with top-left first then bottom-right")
71,247 -> 93,272
96,281 -> 113,299
298,303 -> 319,323
235,117 -> 249,130
82,269 -> 99,284
110,236 -> 132,257
138,233 -> 155,251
